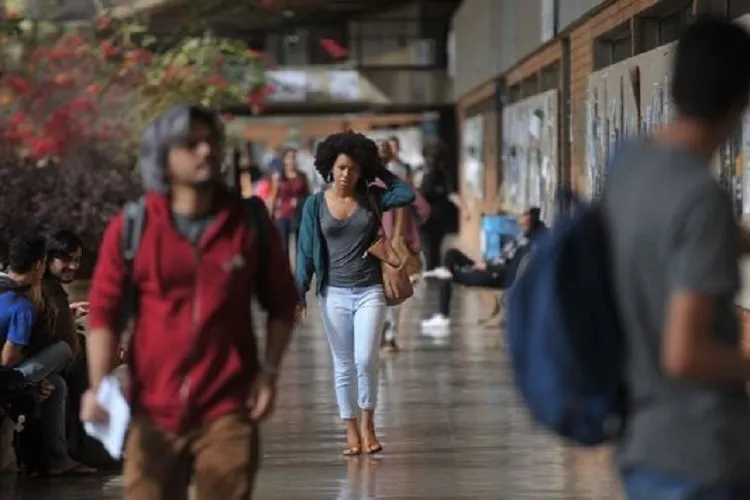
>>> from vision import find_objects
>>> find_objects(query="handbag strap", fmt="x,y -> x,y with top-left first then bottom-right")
365,190 -> 386,234
393,207 -> 405,239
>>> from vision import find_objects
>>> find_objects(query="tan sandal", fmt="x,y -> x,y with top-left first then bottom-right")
363,440 -> 383,455
342,444 -> 362,456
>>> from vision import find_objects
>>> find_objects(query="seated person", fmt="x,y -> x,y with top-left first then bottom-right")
421,208 -> 546,330
36,230 -> 116,470
0,233 -> 92,476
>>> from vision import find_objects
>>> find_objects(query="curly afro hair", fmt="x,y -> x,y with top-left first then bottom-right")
314,131 -> 382,187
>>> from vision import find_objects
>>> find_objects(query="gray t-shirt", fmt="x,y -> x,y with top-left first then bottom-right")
320,197 -> 381,288
602,141 -> 750,482
172,211 -> 216,246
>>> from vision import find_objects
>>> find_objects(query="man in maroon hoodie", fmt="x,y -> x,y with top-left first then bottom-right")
80,105 -> 297,499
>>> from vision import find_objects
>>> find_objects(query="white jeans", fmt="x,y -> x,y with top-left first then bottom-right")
318,285 -> 386,419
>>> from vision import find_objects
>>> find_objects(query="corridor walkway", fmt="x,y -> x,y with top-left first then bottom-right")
3,285 -> 622,499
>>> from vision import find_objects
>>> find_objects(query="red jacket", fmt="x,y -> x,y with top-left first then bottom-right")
88,190 -> 297,433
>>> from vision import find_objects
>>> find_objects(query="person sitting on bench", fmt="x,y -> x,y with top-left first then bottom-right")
421,207 -> 546,331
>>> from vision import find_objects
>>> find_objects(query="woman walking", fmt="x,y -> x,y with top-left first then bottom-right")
270,148 -> 309,257
377,141 -> 431,352
296,132 -> 415,455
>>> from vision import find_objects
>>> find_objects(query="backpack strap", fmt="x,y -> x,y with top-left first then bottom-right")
121,196 -> 146,313
119,196 -> 146,409
243,196 -> 270,289
122,197 -> 146,265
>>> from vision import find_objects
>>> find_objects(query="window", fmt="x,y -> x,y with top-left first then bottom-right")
540,62 -> 560,92
637,0 -> 692,54
348,18 -> 445,68
521,76 -> 539,98
593,22 -> 632,70
508,84 -> 522,104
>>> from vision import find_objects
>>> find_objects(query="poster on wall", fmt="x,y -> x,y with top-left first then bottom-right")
502,90 -> 559,223
742,110 -> 750,217
462,115 -> 485,200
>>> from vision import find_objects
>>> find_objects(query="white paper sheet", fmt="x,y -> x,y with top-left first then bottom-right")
83,375 -> 130,459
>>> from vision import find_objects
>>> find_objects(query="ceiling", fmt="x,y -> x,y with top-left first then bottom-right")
129,0 -> 414,35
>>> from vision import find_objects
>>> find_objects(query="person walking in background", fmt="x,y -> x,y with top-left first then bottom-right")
297,138 -> 326,194
377,141 -> 430,352
81,105 -> 297,500
601,18 -> 750,499
296,131 -> 415,456
379,140 -> 409,180
419,141 -> 468,271
261,144 -> 282,175
387,136 -> 412,178
270,148 -> 309,259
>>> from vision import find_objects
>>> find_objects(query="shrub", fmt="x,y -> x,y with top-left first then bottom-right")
0,8 -> 268,270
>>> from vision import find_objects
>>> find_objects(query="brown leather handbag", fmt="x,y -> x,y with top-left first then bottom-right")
391,207 -> 423,277
365,193 -> 414,306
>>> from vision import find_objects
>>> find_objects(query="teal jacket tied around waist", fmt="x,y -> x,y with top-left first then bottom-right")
295,169 -> 416,304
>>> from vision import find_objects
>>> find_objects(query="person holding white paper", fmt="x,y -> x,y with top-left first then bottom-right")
81,105 -> 298,500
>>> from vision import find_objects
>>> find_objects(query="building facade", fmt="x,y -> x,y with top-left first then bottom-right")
450,0 -> 750,319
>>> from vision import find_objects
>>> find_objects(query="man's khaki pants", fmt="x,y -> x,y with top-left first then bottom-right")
124,412 -> 260,500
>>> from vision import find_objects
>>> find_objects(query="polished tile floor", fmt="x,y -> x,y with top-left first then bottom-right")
3,284 -> 622,499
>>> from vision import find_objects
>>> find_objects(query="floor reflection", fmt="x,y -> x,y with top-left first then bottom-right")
6,284 -> 622,499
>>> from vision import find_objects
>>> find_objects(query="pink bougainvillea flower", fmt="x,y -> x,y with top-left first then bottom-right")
203,74 -> 229,89
9,111 -> 25,126
99,40 -> 120,58
59,34 -> 84,47
29,137 -> 59,159
6,76 -> 31,95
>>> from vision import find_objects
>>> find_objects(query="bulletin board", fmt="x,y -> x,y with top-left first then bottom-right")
584,43 -> 674,200
502,89 -> 559,223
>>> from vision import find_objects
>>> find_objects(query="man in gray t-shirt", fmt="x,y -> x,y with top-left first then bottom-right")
601,18 -> 750,498
604,142 -> 750,484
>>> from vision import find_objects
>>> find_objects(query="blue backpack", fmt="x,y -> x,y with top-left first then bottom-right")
506,194 -> 626,446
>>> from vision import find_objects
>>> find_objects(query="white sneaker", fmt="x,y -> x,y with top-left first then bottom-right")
422,267 -> 453,280
421,314 -> 450,329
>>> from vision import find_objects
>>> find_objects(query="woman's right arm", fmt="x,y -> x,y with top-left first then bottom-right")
295,196 -> 317,305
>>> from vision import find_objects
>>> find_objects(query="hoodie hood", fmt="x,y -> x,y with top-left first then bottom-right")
139,104 -> 225,193
0,272 -> 24,293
